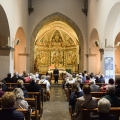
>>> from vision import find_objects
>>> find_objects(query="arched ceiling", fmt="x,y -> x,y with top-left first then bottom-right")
35,21 -> 78,45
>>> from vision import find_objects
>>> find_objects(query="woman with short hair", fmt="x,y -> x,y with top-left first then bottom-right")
13,88 -> 29,109
14,80 -> 28,98
0,92 -> 24,120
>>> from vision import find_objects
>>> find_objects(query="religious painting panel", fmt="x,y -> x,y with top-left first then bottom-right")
50,50 -> 64,68
65,49 -> 77,72
34,49 -> 50,73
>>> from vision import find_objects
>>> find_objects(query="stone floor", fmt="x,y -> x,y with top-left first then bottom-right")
41,82 -> 71,120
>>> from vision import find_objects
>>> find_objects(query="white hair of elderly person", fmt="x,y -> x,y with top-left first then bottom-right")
91,98 -> 116,120
35,73 -> 40,82
38,75 -> 50,92
13,88 -> 29,109
65,75 -> 75,84
90,81 -> 100,92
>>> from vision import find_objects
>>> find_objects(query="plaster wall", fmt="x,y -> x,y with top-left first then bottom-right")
88,0 -> 120,47
0,0 -> 28,79
29,0 -> 87,71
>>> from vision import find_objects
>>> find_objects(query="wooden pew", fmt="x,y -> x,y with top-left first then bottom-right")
28,91 -> 43,120
39,83 -> 48,101
25,97 -> 38,120
82,107 -> 120,120
90,92 -> 106,98
5,83 -> 29,91
0,106 -> 31,120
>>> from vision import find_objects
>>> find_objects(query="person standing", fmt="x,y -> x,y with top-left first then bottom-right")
53,67 -> 59,84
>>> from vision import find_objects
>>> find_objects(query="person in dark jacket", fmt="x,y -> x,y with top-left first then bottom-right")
26,77 -> 41,92
0,82 -> 4,97
102,85 -> 120,107
53,67 -> 59,84
0,92 -> 24,120
91,98 -> 116,120
115,78 -> 120,97
4,73 -> 14,83
15,74 -> 25,83
69,86 -> 83,113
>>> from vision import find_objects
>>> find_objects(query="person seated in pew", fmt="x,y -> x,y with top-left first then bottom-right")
11,72 -> 18,83
95,75 -> 100,83
69,85 -> 83,114
82,73 -> 86,83
99,74 -> 105,83
26,77 -> 41,92
15,74 -> 25,83
101,78 -> 114,92
102,85 -> 120,107
114,78 -> 120,97
65,75 -> 76,86
84,75 -> 91,83
73,84 -> 97,120
4,73 -> 14,83
0,82 -> 4,97
22,71 -> 28,77
13,88 -> 29,109
91,98 -> 116,120
14,80 -> 28,98
38,75 -> 51,101
0,92 -> 24,120
1,80 -> 8,91
46,72 -> 51,82
90,81 -> 100,92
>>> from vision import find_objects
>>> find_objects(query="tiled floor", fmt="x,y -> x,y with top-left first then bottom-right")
41,85 -> 71,120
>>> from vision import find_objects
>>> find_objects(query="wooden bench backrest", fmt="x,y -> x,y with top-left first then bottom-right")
0,106 -> 31,120
28,91 -> 43,114
82,107 -> 120,120
90,92 -> 106,98
81,83 -> 107,89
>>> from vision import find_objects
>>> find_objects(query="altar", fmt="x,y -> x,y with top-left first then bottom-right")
48,68 -> 66,80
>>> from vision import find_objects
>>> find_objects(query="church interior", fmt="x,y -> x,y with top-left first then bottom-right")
0,0 -> 120,120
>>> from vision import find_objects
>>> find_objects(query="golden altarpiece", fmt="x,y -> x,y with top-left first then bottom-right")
34,30 -> 79,74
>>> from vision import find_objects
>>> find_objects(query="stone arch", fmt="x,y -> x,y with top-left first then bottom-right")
30,12 -> 84,73
0,4 -> 10,46
14,27 -> 27,73
104,2 -> 120,46
89,28 -> 100,74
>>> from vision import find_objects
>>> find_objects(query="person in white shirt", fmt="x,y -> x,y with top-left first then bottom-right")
38,75 -> 51,101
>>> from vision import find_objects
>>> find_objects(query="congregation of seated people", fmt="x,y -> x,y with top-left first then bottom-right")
0,71 -> 52,119
62,71 -> 120,120
1,70 -> 120,120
